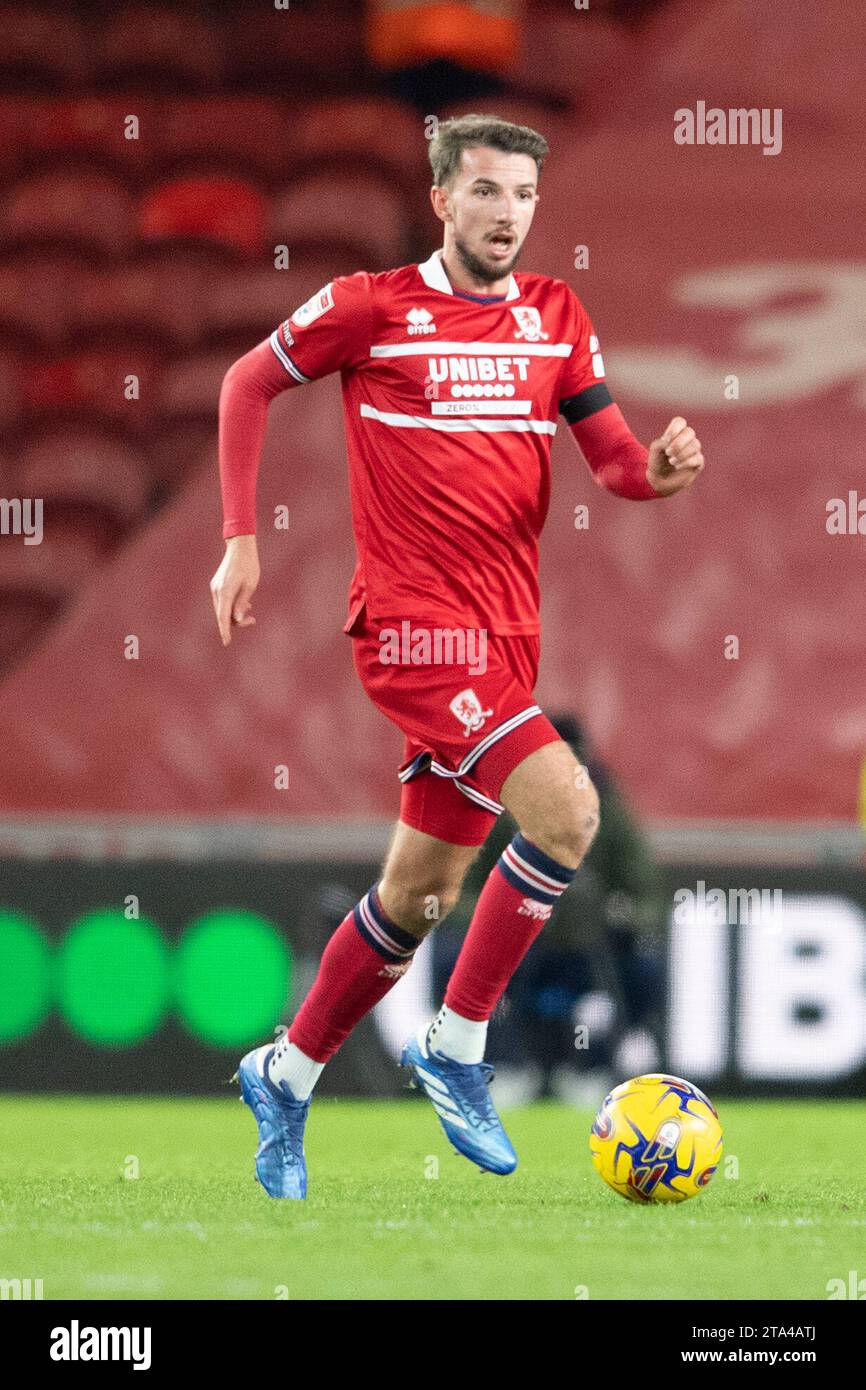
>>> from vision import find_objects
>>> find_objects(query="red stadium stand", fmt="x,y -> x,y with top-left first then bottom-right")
617,0 -> 866,133
16,423 -> 152,530
0,97 -> 156,182
0,63 -> 860,821
0,517 -> 111,672
17,347 -> 163,425
0,2 -> 860,826
97,247 -> 239,350
0,250 -> 94,349
0,376 -> 385,815
91,5 -> 224,92
199,259 -> 369,347
515,9 -> 639,115
153,98 -> 296,183
270,170 -> 412,269
201,266 -> 302,346
145,419 -> 218,492
156,349 -> 237,425
0,347 -> 22,431
0,5 -> 90,90
0,167 -> 135,257
0,593 -> 58,673
137,175 -> 267,258
290,98 -> 425,188
0,524 -> 105,604
222,4 -> 368,92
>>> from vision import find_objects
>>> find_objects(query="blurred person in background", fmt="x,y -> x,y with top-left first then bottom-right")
366,0 -> 521,110
435,711 -> 666,1106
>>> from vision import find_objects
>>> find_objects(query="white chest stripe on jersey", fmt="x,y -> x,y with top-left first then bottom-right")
370,340 -> 572,358
359,404 -> 557,434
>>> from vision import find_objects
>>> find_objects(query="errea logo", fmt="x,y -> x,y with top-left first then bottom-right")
407,307 -> 436,335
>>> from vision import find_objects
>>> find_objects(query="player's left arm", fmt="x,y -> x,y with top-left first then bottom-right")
558,291 -> 704,499
567,400 -> 704,499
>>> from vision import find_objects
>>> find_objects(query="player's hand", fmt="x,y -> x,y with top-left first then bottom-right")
646,417 -> 705,496
210,535 -> 260,646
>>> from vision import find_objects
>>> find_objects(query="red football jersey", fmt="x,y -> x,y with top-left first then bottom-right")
266,249 -> 613,637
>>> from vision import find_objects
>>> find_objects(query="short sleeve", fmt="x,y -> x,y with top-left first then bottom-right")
269,271 -> 373,384
557,288 -> 614,424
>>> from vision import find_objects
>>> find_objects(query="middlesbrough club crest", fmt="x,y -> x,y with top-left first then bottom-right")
510,306 -> 548,342
448,688 -> 493,737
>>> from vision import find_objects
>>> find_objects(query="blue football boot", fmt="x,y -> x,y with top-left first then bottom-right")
233,1044 -> 310,1199
400,1023 -> 518,1175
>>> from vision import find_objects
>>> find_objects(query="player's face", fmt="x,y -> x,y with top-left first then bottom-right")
435,147 -> 539,284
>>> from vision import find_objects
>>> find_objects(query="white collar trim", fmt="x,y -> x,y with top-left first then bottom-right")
417,248 -> 520,302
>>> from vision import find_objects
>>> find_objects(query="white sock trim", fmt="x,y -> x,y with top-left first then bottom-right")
267,1038 -> 324,1101
427,1004 -> 488,1064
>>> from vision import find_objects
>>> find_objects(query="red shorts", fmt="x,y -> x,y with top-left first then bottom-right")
350,606 -> 562,846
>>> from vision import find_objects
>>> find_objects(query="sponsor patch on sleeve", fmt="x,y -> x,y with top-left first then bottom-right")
290,282 -> 335,329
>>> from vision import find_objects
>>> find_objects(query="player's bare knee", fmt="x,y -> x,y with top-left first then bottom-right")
378,877 -> 460,933
577,782 -> 601,847
520,783 -> 600,868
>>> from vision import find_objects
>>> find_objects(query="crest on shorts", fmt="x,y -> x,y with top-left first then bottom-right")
511,306 -> 548,342
449,688 -> 493,737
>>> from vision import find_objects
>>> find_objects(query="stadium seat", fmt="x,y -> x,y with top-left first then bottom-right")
100,247 -> 240,350
289,98 -> 424,188
91,6 -> 224,92
0,96 -> 157,181
0,5 -> 90,91
0,98 -> 24,180
0,167 -> 134,257
198,254 -> 380,349
145,418 -> 218,492
0,510 -> 112,669
222,4 -> 368,92
156,349 -> 238,425
153,98 -> 294,183
17,347 -> 164,427
137,174 -> 267,257
0,249 -> 94,349
201,265 -> 312,345
271,171 -> 411,268
16,423 -> 152,529
0,346 -> 22,432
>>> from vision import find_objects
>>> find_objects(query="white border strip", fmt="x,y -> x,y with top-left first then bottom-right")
0,819 -> 860,865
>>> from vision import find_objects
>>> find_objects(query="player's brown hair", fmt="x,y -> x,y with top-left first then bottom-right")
428,114 -> 549,188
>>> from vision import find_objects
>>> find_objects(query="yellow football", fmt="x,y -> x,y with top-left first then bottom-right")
590,1073 -> 723,1203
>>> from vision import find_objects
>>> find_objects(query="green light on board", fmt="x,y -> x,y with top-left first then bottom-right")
174,911 -> 291,1047
57,911 -> 169,1045
0,907 -> 293,1049
0,911 -> 50,1042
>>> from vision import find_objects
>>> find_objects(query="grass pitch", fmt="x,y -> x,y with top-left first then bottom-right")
1,1093 -> 863,1300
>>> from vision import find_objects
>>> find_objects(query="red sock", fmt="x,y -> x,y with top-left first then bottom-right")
288,884 -> 420,1062
445,833 -> 578,1021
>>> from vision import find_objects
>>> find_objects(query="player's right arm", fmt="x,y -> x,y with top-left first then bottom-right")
211,275 -> 373,645
212,337 -> 289,645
